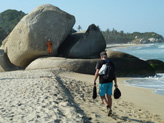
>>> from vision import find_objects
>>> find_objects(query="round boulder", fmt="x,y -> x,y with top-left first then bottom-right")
58,24 -> 106,58
2,4 -> 75,67
106,50 -> 138,59
111,58 -> 155,77
106,50 -> 155,76
26,57 -> 98,75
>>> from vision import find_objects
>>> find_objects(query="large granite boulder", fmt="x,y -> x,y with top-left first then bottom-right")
26,57 -> 98,75
26,56 -> 155,77
106,50 -> 138,59
0,49 -> 20,72
58,24 -> 106,58
2,4 -> 75,67
111,58 -> 155,77
147,59 -> 164,73
106,50 -> 155,76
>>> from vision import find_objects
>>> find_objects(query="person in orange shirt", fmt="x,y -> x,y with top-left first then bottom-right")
47,39 -> 52,55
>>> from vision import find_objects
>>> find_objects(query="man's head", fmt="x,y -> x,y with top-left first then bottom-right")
100,51 -> 107,59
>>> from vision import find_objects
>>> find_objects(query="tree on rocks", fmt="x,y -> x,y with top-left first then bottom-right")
77,25 -> 82,31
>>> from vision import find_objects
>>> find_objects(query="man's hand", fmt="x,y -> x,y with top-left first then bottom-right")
93,82 -> 96,86
114,84 -> 118,88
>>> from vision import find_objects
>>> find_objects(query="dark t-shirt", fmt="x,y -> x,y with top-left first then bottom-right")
95,59 -> 115,84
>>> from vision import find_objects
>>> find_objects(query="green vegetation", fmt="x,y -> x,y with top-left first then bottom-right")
0,27 -> 7,45
132,32 -> 164,39
102,28 -> 164,44
148,60 -> 164,73
102,29 -> 133,44
0,9 -> 26,45
77,25 -> 82,32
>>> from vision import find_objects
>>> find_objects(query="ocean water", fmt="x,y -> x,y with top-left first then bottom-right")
112,42 -> 164,61
125,74 -> 164,96
112,42 -> 164,96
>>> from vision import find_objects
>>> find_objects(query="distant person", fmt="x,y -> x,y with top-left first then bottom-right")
93,51 -> 118,116
47,39 -> 52,55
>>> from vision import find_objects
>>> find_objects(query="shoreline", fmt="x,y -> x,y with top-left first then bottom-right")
106,43 -> 144,50
106,43 -> 164,97
124,77 -> 164,97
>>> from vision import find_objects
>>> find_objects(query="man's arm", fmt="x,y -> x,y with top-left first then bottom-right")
93,69 -> 99,86
111,61 -> 118,88
114,77 -> 118,88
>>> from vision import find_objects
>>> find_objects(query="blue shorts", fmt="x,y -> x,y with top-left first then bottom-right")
99,82 -> 113,96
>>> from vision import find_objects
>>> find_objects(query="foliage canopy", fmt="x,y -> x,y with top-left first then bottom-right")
0,9 -> 25,45
102,28 -> 164,44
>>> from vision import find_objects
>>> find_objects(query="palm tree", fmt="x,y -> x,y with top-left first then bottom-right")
77,25 -> 82,32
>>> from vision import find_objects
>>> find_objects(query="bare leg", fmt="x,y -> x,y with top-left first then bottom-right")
107,95 -> 112,109
106,95 -> 112,116
100,96 -> 108,107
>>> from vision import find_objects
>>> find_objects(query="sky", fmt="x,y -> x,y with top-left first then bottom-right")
0,0 -> 164,37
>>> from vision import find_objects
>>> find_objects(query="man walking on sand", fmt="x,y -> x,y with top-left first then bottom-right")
94,51 -> 118,116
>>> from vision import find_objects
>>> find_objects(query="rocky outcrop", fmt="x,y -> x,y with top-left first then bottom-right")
0,49 -> 20,72
58,24 -> 106,58
26,56 -> 155,77
139,38 -> 150,44
132,37 -> 164,44
147,59 -> 164,73
0,4 -> 157,77
2,4 -> 75,67
149,38 -> 156,43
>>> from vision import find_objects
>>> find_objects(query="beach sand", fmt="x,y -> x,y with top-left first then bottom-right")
106,43 -> 143,50
0,68 -> 163,123
60,71 -> 164,123
0,69 -> 87,123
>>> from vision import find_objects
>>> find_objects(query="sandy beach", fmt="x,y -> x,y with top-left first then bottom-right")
0,68 -> 164,123
60,71 -> 164,123
0,69 -> 87,122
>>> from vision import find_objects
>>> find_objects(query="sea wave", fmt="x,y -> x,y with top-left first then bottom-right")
133,46 -> 142,50
125,73 -> 164,96
144,43 -> 154,47
158,45 -> 164,49
154,89 -> 164,96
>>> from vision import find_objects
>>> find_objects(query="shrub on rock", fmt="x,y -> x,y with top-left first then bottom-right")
147,59 -> 164,73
